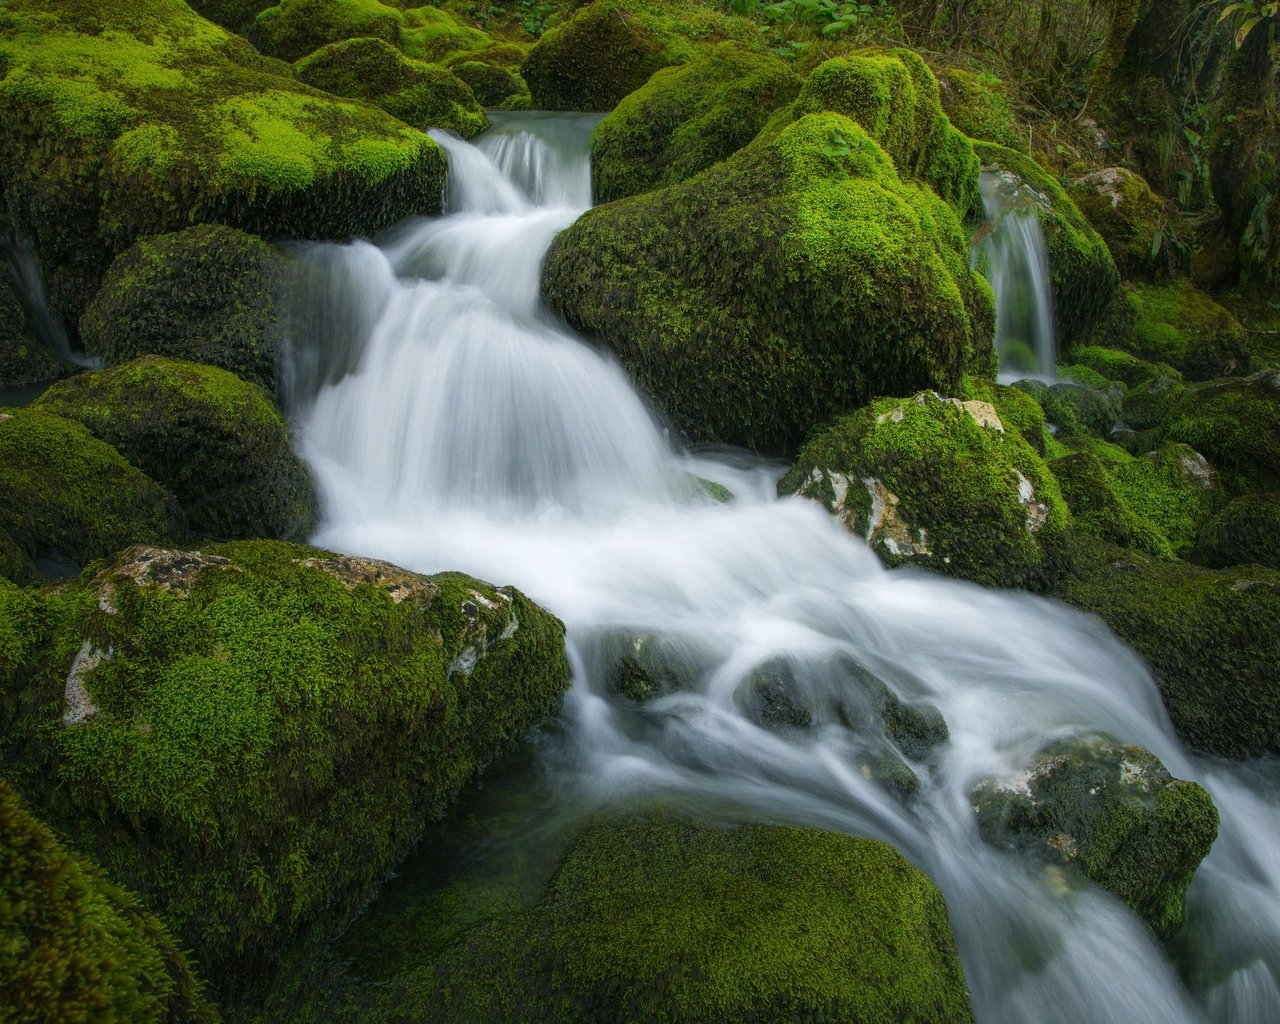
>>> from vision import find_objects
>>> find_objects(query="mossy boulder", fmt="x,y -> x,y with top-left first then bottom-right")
1194,492 -> 1280,571
420,814 -> 975,1023
1056,539 -> 1280,758
544,113 -> 994,453
0,0 -> 447,332
1,270 -> 65,387
0,408 -> 182,569
1050,451 -> 1174,558
1120,372 -> 1186,431
450,60 -> 529,109
959,375 -> 1050,452
971,735 -> 1218,939
974,143 -> 1119,349
779,390 -> 1067,588
1070,344 -> 1179,389
0,541 -> 571,1001
187,0 -> 274,34
1013,379 -> 1121,437
295,37 -> 488,139
580,628 -> 708,703
937,67 -> 1023,151
590,44 -> 801,204
80,225 -> 285,395
0,779 -> 219,1024
1066,166 -> 1180,281
0,527 -> 38,585
34,357 -> 314,542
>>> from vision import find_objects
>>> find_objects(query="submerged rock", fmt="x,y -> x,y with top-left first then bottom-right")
971,735 -> 1218,938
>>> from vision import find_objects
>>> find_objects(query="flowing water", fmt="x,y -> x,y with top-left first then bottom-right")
286,113 -> 1279,1023
1,228 -> 95,372
978,171 -> 1057,382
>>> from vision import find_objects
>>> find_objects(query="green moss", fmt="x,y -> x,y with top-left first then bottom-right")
251,0 -> 405,61
544,113 -> 994,453
0,527 -> 38,585
1120,371 -> 1185,430
80,225 -> 284,395
960,375 -> 1049,452
937,67 -> 1024,152
0,271 -> 67,387
591,44 -> 800,204
0,779 -> 219,1024
296,37 -> 488,138
779,390 -> 1069,589
0,408 -> 182,567
1066,165 -> 1180,282
1070,345 -> 1179,389
1108,443 -> 1218,556
974,143 -> 1119,349
399,6 -> 493,64
971,736 -> 1218,939
187,0 -> 275,34
1049,452 -> 1174,557
450,60 -> 528,108
33,357 -> 315,542
1013,379 -> 1121,437
2,541 -> 571,1002
1195,492 -> 1280,571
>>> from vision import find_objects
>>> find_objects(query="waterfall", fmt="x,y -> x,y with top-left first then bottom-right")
1,229 -> 94,371
286,117 -> 1280,1024
978,171 -> 1058,381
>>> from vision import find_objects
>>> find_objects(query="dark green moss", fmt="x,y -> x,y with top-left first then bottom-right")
1,269 -> 67,387
34,357 -> 314,542
972,736 -> 1218,939
779,390 -> 1069,588
0,526 -> 38,585
188,0 -> 273,34
80,225 -> 285,395
1195,492 -> 1280,571
0,779 -> 219,1024
937,67 -> 1024,152
591,44 -> 800,204
0,408 -> 182,567
450,60 -> 528,108
2,541 -> 571,1004
296,37 -> 488,138
1120,372 -> 1186,431
1050,451 -> 1173,557
545,114 -> 994,453
1013,379 -> 1121,437
1066,165 -> 1181,282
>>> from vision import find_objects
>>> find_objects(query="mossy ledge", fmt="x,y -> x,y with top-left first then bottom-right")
0,541 -> 571,1005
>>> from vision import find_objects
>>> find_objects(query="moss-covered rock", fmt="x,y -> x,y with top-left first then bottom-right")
1120,371 -> 1186,431
1070,344 -> 1179,389
544,113 -> 994,453
0,408 -> 182,568
1055,538 -> 1280,758
1050,451 -> 1174,557
0,778 -> 219,1024
450,60 -> 528,109
1013,378 -> 1121,437
0,0 -> 447,332
34,357 -> 314,542
960,375 -> 1050,452
779,390 -> 1068,588
937,67 -> 1024,152
188,0 -> 274,34
0,269 -> 66,387
0,527 -> 38,585
296,37 -> 488,138
974,143 -> 1119,349
80,225 -> 285,395
581,628 -> 708,703
590,44 -> 800,204
0,541 -> 571,1001
1066,166 -> 1181,281
971,735 -> 1218,938
1195,492 -> 1280,571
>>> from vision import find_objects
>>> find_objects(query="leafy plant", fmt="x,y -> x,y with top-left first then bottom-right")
1218,1 -> 1278,48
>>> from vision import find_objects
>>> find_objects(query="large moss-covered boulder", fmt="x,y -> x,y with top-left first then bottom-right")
416,815 -> 974,1022
1050,451 -> 1174,558
1056,539 -> 1280,758
0,0 -> 447,332
0,408 -> 182,569
0,541 -> 571,1000
296,37 -> 488,139
80,225 -> 284,395
971,735 -> 1218,938
1069,344 -> 1179,390
34,358 -> 314,542
0,779 -> 219,1024
545,113 -> 994,453
974,143 -> 1118,349
937,67 -> 1023,151
779,390 -> 1067,588
450,59 -> 529,109
1066,166 -> 1180,282
1195,492 -> 1280,571
591,44 -> 801,204
0,270 -> 65,387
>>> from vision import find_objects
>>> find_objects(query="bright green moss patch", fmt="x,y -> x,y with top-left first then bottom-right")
972,736 -> 1218,939
33,357 -> 315,542
1050,451 -> 1174,557
80,224 -> 285,395
0,779 -> 219,1024
296,37 -> 488,138
1070,344 -> 1179,389
3,541 -> 571,1002
399,6 -> 493,64
252,0 -> 405,60
544,113 -> 993,453
0,408 -> 182,567
937,67 -> 1024,152
450,60 -> 529,108
1195,492 -> 1280,571
1066,166 -> 1180,282
779,390 -> 1068,588
591,44 -> 800,203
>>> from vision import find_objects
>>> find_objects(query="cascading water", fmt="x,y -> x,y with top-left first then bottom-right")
287,113 -> 1280,1023
1,229 -> 94,371
978,171 -> 1058,381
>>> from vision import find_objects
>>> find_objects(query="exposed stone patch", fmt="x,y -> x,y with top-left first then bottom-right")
111,546 -> 237,598
299,555 -> 439,606
64,640 -> 110,725
1014,470 -> 1049,533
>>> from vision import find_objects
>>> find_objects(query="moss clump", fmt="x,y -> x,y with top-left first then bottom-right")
1050,452 -> 1174,557
937,67 -> 1024,152
544,113 -> 994,453
0,779 -> 219,1024
80,225 -> 285,395
1067,166 -> 1180,282
2,541 -> 571,1002
1,270 -> 66,387
187,0 -> 273,34
779,390 -> 1068,588
1195,493 -> 1280,571
1120,371 -> 1186,431
0,0 -> 446,331
1056,538 -> 1280,758
1013,379 -> 1121,437
974,143 -> 1119,349
959,375 -> 1049,452
250,0 -> 403,61
0,526 -> 38,584
398,5 -> 494,64
0,408 -> 182,568
1070,344 -> 1178,389
33,357 -> 314,542
971,736 -> 1218,939
450,60 -> 528,108
296,37 -> 488,138
591,44 -> 800,204
418,814 -> 974,1023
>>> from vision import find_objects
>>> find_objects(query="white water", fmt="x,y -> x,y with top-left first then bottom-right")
1,229 -> 95,371
288,113 -> 1280,1023
978,171 -> 1058,382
